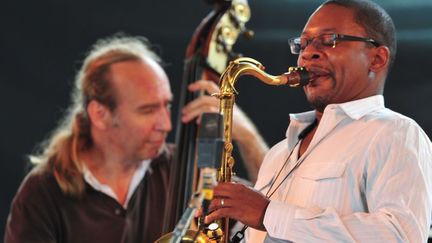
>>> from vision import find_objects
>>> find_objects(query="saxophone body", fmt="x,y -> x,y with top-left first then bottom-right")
217,57 -> 310,182
213,57 -> 310,242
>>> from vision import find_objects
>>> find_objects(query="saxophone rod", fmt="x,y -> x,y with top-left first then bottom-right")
222,57 -> 313,90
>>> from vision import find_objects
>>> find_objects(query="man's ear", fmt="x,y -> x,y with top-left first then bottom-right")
369,45 -> 390,73
87,100 -> 112,130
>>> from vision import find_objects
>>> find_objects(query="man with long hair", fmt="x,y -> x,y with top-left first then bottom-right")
4,35 -> 268,243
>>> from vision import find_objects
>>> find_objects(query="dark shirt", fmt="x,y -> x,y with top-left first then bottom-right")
4,145 -> 174,243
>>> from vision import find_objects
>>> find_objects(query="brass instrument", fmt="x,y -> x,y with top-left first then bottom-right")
217,57 -> 311,182
156,57 -> 310,243
211,57 -> 310,242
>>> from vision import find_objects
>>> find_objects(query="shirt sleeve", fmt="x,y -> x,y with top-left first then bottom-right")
4,172 -> 58,243
263,120 -> 432,242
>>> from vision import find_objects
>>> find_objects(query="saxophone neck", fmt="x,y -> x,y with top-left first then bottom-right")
219,57 -> 311,96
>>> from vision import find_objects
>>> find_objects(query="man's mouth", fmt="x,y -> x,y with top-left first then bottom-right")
147,138 -> 165,147
152,140 -> 165,145
306,67 -> 331,86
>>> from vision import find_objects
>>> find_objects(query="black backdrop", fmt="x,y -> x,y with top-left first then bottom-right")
1,0 -> 431,237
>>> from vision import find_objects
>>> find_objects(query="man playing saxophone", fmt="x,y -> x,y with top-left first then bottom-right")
205,0 -> 432,242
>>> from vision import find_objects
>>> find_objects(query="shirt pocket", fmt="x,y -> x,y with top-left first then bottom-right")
287,162 -> 348,207
298,162 -> 347,181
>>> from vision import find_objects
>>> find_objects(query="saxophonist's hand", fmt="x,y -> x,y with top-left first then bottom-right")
204,182 -> 270,231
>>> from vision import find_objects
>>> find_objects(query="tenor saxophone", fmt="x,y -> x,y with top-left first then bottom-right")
210,57 -> 311,242
217,56 -> 310,184
156,57 -> 310,243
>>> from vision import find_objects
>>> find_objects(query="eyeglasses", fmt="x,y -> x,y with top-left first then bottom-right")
288,33 -> 380,55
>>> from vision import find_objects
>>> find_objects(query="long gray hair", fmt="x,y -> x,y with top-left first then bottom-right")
31,35 -> 161,198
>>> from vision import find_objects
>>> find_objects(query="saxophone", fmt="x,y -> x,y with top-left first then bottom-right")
216,56 -> 310,181
156,57 -> 310,243
208,57 -> 311,242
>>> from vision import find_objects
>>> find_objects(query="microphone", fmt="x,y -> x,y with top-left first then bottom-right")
170,113 -> 224,243
197,112 -> 224,216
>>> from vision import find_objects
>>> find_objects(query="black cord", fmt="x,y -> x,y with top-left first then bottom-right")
265,140 -> 301,198
266,119 -> 317,198
230,120 -> 317,242
229,142 -> 299,243
231,225 -> 248,243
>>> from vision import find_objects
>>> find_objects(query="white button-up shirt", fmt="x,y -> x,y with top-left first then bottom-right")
247,95 -> 432,242
83,159 -> 151,208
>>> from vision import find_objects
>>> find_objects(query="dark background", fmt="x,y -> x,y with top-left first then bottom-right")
1,0 -> 431,238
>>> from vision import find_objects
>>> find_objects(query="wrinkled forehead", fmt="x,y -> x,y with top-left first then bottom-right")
109,59 -> 172,98
302,4 -> 366,37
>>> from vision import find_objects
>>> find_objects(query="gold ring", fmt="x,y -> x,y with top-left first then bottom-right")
221,199 -> 225,207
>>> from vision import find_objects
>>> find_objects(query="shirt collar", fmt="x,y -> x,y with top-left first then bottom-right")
287,95 -> 385,136
336,95 -> 384,120
82,159 -> 151,208
290,95 -> 384,121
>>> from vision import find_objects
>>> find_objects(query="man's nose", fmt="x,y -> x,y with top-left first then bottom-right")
155,107 -> 172,132
299,40 -> 323,63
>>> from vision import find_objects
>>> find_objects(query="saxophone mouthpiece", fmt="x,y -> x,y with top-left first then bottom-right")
285,67 -> 311,87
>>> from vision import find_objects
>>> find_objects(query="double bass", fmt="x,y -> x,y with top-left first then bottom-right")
162,0 -> 253,239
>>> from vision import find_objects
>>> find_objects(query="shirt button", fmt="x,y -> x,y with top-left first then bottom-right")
115,208 -> 122,215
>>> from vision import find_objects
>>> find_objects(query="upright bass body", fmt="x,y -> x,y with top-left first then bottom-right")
162,0 -> 253,236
